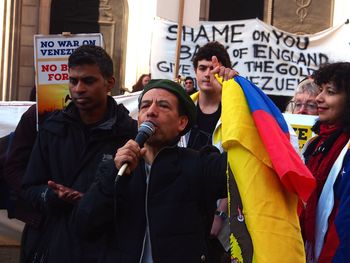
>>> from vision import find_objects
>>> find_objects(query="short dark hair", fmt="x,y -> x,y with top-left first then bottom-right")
68,45 -> 113,80
193,41 -> 231,69
312,62 -> 350,133
185,76 -> 194,83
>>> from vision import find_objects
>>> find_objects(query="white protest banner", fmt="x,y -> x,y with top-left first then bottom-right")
151,18 -> 350,96
34,34 -> 103,122
0,102 -> 34,137
2,95 -> 317,152
0,93 -> 140,137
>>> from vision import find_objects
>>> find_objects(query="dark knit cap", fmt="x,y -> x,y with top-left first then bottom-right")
138,79 -> 196,135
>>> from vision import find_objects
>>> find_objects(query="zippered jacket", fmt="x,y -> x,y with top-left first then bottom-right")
72,145 -> 227,263
21,96 -> 137,263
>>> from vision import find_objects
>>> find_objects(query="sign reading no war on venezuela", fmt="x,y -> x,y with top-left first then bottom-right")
151,18 -> 350,96
34,34 -> 103,122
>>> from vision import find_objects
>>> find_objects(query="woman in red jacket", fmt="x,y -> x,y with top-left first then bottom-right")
301,62 -> 350,263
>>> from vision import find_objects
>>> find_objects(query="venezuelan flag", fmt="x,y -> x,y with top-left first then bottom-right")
331,149 -> 350,262
221,76 -> 315,263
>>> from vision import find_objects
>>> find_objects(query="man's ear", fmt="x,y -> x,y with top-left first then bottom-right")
178,115 -> 189,134
106,76 -> 115,93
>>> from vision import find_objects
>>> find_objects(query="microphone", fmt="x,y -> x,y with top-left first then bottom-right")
117,121 -> 155,177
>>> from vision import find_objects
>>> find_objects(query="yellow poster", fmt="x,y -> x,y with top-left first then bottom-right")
34,34 -> 103,123
283,113 -> 317,151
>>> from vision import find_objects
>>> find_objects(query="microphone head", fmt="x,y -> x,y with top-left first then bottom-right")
135,121 -> 156,147
138,121 -> 156,137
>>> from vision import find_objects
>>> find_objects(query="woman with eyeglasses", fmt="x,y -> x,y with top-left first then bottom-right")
286,78 -> 319,115
300,62 -> 350,263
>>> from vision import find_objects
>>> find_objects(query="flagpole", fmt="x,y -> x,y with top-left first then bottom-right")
174,0 -> 185,80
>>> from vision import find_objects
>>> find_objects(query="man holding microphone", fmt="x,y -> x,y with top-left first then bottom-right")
72,79 -> 227,263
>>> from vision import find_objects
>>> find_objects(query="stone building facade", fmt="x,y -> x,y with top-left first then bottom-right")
0,0 -> 338,101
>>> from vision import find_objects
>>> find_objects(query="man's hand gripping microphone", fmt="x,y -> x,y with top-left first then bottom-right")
117,121 -> 155,177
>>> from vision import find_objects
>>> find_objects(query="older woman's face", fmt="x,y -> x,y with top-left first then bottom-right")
316,82 -> 347,125
292,92 -> 318,115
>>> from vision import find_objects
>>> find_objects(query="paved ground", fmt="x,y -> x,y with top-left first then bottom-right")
0,210 -> 23,262
0,247 -> 20,263
0,210 -> 23,246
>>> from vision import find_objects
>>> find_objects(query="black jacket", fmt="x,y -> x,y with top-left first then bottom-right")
22,97 -> 137,263
4,104 -> 41,226
72,145 -> 227,263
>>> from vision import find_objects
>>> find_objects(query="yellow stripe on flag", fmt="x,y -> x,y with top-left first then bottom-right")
222,79 -> 306,263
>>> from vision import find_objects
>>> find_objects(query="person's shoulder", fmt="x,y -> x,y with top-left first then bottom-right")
178,145 -> 221,158
115,102 -> 131,116
41,110 -> 64,125
24,104 -> 37,116
109,97 -> 131,118
16,104 -> 37,129
199,145 -> 221,155
38,110 -> 69,136
177,146 -> 199,157
113,103 -> 137,129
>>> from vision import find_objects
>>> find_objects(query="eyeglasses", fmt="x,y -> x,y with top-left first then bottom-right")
290,101 -> 317,112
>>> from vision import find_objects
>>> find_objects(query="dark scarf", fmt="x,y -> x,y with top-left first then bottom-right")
301,123 -> 349,259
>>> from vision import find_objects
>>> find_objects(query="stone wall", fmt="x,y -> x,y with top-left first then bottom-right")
17,0 -> 40,100
272,0 -> 334,34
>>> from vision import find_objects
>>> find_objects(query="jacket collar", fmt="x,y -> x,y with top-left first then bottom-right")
41,96 -> 136,137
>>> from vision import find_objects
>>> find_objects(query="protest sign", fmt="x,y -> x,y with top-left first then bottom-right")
34,34 -> 103,122
151,18 -> 350,96
283,113 -> 317,151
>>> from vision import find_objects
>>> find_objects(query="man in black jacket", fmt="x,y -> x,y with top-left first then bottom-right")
72,79 -> 227,263
21,45 -> 137,263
